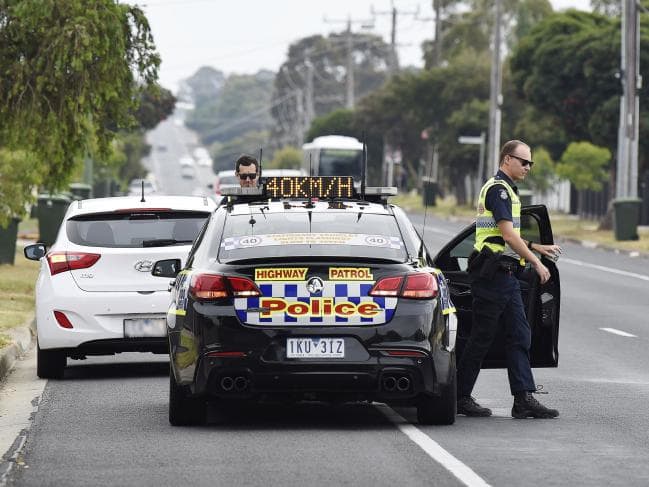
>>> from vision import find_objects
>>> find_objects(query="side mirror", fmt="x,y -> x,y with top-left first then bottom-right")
24,243 -> 47,261
152,259 -> 182,278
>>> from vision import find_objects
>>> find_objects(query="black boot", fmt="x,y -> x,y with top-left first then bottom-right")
512,392 -> 559,419
457,396 -> 492,417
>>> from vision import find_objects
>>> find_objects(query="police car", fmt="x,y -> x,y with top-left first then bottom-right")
154,176 -> 560,426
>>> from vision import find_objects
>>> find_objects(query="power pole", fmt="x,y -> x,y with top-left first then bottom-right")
433,0 -> 442,67
487,0 -> 503,174
616,0 -> 640,199
372,1 -> 419,75
324,15 -> 373,108
303,52 -> 315,138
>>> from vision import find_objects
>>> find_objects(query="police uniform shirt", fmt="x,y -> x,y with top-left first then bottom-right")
485,170 -> 518,223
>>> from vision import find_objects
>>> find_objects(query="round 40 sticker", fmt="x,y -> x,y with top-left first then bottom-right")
238,236 -> 262,247
365,235 -> 388,246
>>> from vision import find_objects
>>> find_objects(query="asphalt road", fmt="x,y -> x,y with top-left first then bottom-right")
3,119 -> 649,485
2,211 -> 649,486
143,111 -> 216,198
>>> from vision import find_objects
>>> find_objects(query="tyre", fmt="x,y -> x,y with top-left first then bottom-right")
36,344 -> 66,379
417,364 -> 457,425
169,372 -> 206,426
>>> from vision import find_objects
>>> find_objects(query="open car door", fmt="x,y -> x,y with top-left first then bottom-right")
432,205 -> 560,369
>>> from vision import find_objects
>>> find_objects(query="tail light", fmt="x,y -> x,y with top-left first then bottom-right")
47,252 -> 101,276
189,274 -> 261,301
369,272 -> 438,299
402,273 -> 437,299
380,349 -> 428,357
53,310 -> 74,329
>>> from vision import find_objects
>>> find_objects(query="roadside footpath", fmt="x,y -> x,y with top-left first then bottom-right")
1,203 -> 648,384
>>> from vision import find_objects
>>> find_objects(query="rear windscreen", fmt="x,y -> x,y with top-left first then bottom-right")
219,175 -> 239,185
218,212 -> 406,262
66,211 -> 210,248
319,149 -> 362,177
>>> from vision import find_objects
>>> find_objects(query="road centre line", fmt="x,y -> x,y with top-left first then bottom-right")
561,258 -> 649,281
376,404 -> 491,487
599,327 -> 637,338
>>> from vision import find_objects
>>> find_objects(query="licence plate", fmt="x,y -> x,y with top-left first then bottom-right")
124,317 -> 167,338
286,338 -> 345,358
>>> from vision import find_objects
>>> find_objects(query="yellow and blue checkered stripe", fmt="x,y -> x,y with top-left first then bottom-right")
235,280 -> 398,326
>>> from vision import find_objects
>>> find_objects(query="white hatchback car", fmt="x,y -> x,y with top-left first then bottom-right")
24,195 -> 216,379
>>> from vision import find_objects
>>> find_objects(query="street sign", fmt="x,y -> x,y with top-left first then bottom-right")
458,135 -> 484,145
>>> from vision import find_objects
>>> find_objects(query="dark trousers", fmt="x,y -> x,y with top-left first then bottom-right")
457,269 -> 536,397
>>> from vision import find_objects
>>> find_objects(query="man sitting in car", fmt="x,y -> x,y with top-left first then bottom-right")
235,154 -> 258,188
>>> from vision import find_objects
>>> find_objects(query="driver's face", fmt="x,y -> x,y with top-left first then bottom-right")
237,165 -> 258,187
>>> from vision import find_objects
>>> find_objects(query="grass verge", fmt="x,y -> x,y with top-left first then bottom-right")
0,249 -> 39,348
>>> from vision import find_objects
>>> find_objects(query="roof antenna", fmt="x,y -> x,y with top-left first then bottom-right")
307,153 -> 314,208
360,131 -> 367,200
140,180 -> 146,203
417,149 -> 435,266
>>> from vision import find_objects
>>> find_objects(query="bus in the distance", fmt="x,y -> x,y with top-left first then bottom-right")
301,135 -> 363,179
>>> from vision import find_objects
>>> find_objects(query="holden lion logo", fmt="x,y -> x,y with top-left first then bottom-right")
134,260 -> 154,272
306,276 -> 324,295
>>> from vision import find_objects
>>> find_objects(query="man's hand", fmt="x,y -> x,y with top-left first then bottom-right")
532,260 -> 551,284
532,243 -> 562,261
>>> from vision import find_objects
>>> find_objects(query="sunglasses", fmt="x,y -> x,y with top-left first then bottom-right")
508,154 -> 534,168
238,173 -> 257,180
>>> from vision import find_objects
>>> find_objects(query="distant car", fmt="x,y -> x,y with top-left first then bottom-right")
128,179 -> 157,196
181,165 -> 195,179
24,195 -> 217,379
212,170 -> 239,197
193,147 -> 212,167
179,155 -> 194,167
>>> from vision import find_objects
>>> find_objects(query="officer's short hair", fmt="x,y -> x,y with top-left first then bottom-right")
499,140 -> 527,166
235,154 -> 258,173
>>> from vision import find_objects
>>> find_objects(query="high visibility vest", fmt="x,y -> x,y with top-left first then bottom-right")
474,177 -> 524,264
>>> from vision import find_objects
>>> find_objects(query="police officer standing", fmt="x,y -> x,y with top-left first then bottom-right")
457,140 -> 561,419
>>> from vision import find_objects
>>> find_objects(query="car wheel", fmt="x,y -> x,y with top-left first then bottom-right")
169,372 -> 206,426
36,344 -> 66,380
417,364 -> 457,426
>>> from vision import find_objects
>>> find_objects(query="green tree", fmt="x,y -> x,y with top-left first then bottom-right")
0,149 -> 42,227
270,33 -> 391,147
134,85 -> 176,131
525,146 -> 556,193
211,130 -> 270,173
268,146 -> 302,169
187,70 -> 274,145
0,0 -> 160,221
510,11 -> 627,148
181,66 -> 225,106
556,141 -> 610,191
306,109 -> 356,142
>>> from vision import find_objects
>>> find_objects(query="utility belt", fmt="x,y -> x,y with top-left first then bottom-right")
468,248 -> 522,279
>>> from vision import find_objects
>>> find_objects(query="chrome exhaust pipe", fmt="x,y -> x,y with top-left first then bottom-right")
396,377 -> 411,392
234,376 -> 249,392
382,376 -> 397,392
220,376 -> 234,391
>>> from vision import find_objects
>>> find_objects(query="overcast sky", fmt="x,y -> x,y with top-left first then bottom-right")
130,0 -> 593,93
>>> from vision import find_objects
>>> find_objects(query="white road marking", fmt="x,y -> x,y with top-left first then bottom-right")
376,404 -> 491,487
561,258 -> 649,281
599,327 -> 637,338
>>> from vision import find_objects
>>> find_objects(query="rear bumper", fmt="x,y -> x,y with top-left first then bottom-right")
188,353 -> 447,404
36,271 -> 171,350
52,338 -> 168,358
